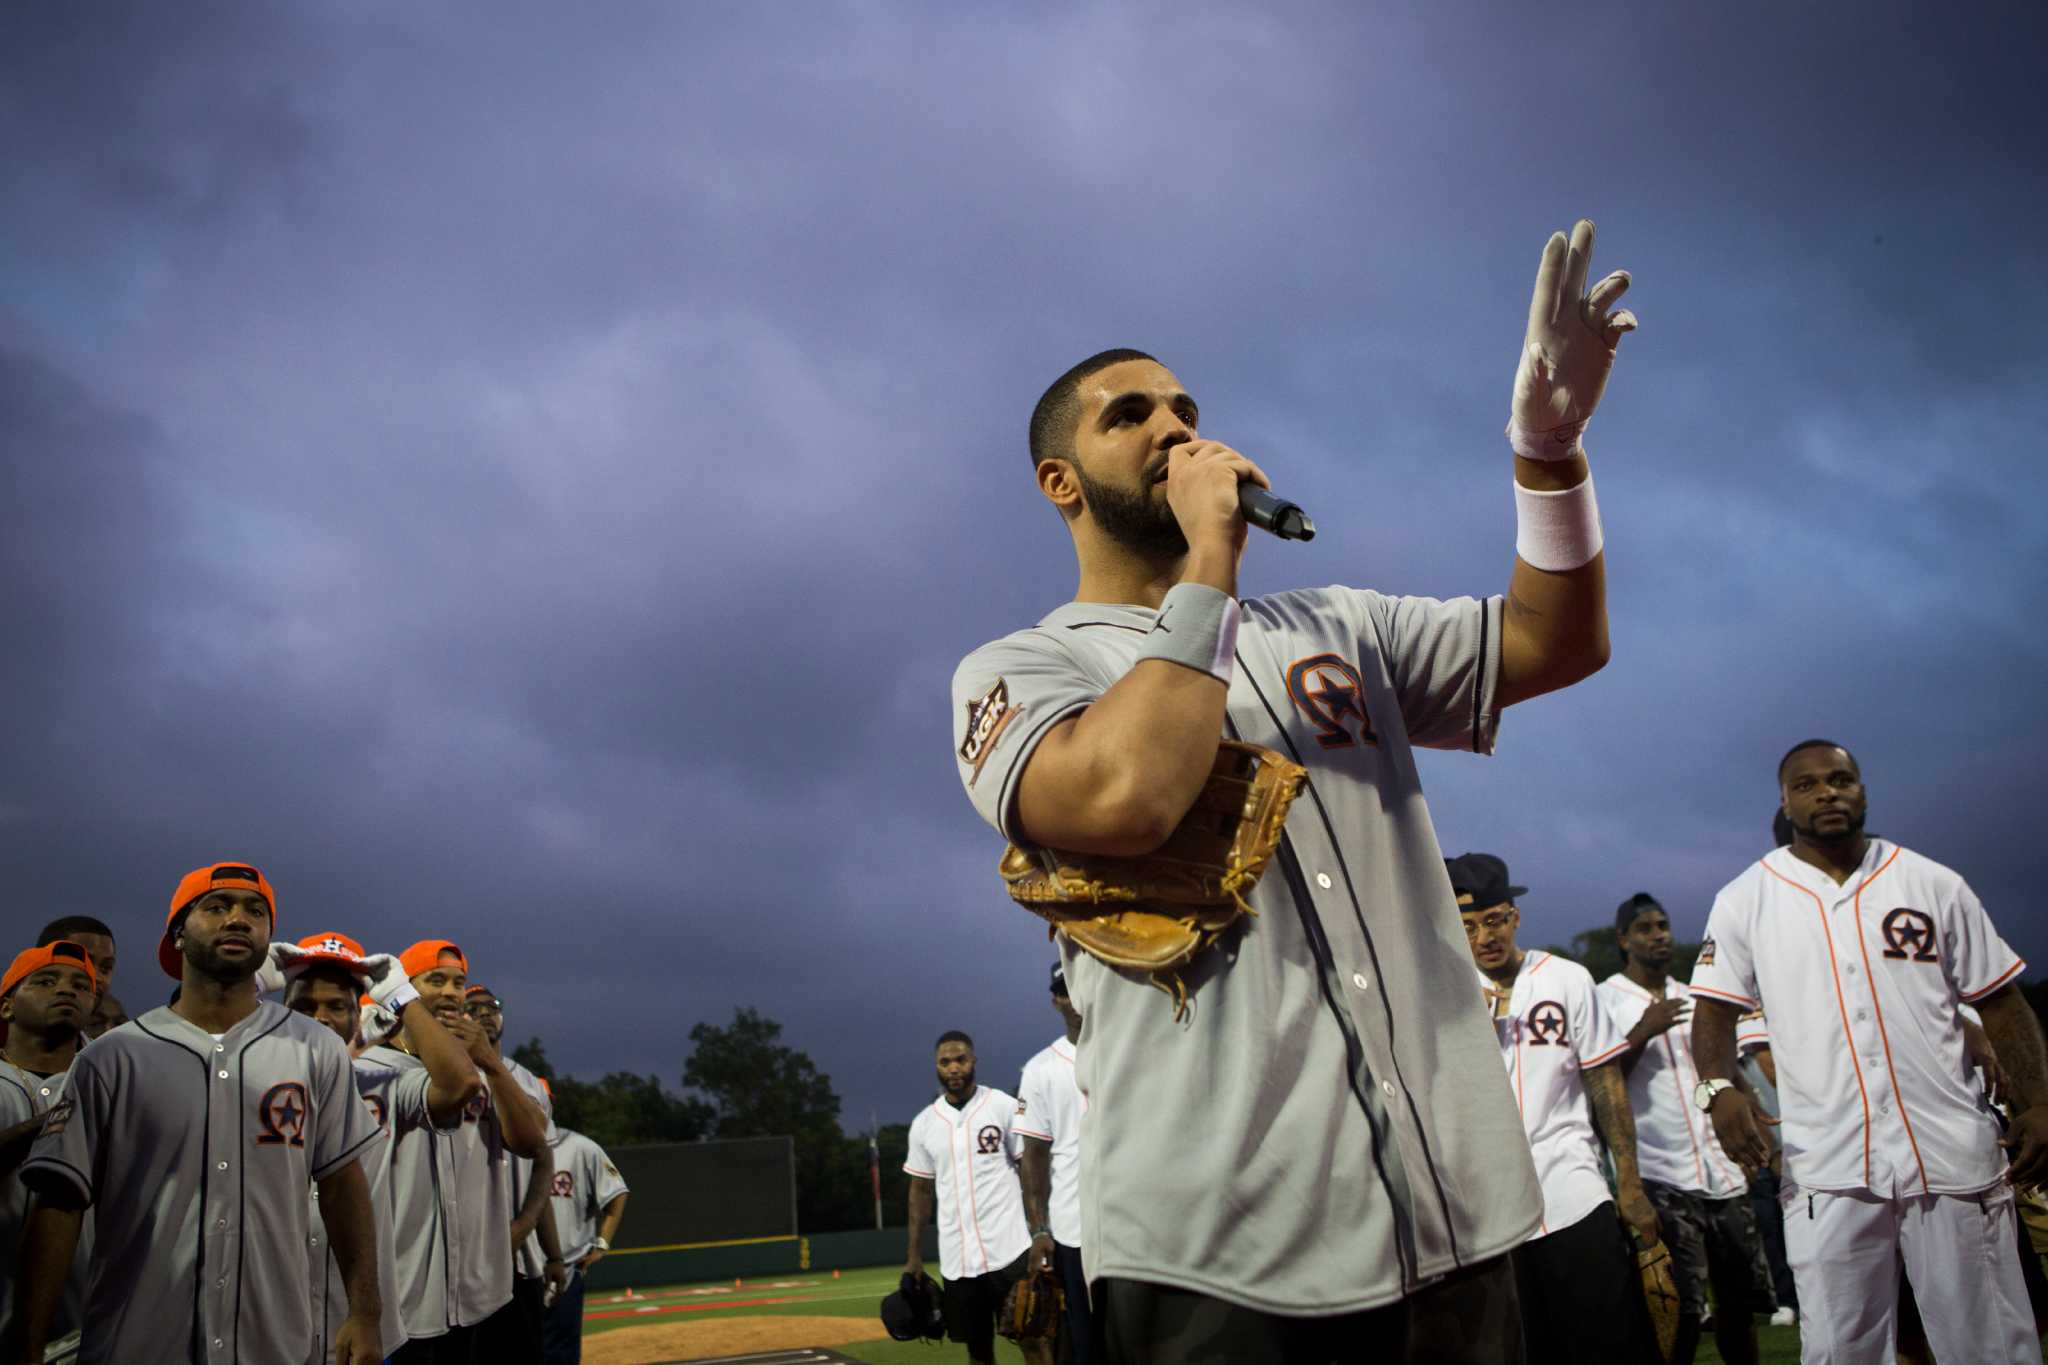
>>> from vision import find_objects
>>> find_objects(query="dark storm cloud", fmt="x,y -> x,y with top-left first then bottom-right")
2,2 -> 2044,1124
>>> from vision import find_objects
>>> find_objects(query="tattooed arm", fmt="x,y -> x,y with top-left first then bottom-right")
1977,984 -> 2048,1186
1584,1061 -> 1660,1246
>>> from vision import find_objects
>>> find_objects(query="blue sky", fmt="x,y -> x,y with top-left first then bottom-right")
3,2 -> 2044,1127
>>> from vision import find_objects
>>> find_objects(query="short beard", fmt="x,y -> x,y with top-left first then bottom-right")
1794,806 -> 1867,845
940,1065 -> 977,1092
187,941 -> 258,986
1073,460 -> 1187,559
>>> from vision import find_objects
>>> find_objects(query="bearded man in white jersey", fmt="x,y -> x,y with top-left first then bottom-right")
1693,740 -> 2048,1364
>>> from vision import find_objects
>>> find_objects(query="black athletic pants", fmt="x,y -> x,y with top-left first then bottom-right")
1098,1252 -> 1524,1364
473,1278 -> 545,1365
390,1324 -> 477,1364
1509,1202 -> 1659,1365
1055,1240 -> 1100,1365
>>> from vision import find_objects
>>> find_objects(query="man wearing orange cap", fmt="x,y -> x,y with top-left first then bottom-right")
14,862 -> 387,1365
1,940 -> 97,1351
286,931 -> 487,1365
32,919 -> 120,1042
368,940 -> 548,1364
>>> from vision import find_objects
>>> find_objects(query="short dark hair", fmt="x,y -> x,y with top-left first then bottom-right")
1028,348 -> 1158,468
935,1029 -> 974,1052
1778,738 -> 1856,784
38,916 -> 114,946
290,963 -> 364,1001
1614,893 -> 1665,938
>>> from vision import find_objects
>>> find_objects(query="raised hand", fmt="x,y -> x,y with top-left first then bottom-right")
1508,219 -> 1637,461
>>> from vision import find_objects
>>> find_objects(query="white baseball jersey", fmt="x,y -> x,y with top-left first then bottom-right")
547,1128 -> 629,1265
1691,840 -> 2023,1196
1484,951 -> 1629,1236
506,1058 -> 556,1281
1014,1036 -> 1086,1247
305,1055 -> 431,1363
904,1086 -> 1032,1281
954,588 -> 1541,1314
21,1004 -> 379,1365
0,1055 -> 89,1343
1596,975 -> 1747,1198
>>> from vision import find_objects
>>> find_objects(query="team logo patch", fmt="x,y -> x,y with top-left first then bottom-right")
1698,937 -> 1716,966
976,1124 -> 1003,1154
1881,908 -> 1939,963
41,1098 -> 73,1137
1524,1000 -> 1568,1046
552,1169 -> 574,1197
256,1081 -> 310,1147
959,679 -> 1022,786
310,936 -> 360,961
1284,654 -> 1377,749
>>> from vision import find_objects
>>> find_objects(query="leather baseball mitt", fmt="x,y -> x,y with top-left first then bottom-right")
998,1272 -> 1065,1344
1637,1240 -> 1681,1363
1000,740 -> 1308,1017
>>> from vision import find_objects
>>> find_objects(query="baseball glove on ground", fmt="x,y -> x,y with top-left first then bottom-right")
998,1273 -> 1064,1344
1637,1239 -> 1681,1362
1000,740 -> 1307,1017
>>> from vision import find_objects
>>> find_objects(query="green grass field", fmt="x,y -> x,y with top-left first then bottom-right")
580,1263 -> 1805,1363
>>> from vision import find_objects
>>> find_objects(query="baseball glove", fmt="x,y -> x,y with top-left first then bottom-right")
1000,740 -> 1307,1017
998,1272 -> 1064,1344
1637,1239 -> 1681,1363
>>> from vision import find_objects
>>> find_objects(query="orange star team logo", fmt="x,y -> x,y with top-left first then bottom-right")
1881,908 -> 1939,963
1285,654 -> 1377,749
257,1081 -> 310,1147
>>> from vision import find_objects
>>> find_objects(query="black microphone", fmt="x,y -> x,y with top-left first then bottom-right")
1239,484 -> 1316,541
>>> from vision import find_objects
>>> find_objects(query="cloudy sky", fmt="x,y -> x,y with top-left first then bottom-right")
4,2 -> 2045,1130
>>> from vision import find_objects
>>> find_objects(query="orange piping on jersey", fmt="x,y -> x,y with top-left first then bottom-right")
1849,849 -> 1930,1195
1762,858 -> 1876,1187
1661,1030 -> 1709,1189
1962,958 -> 2026,1003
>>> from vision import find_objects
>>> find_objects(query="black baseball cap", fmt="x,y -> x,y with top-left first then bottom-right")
1614,892 -> 1665,936
1444,852 -> 1526,910
1050,962 -> 1068,997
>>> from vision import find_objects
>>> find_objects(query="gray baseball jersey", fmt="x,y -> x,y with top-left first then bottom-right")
506,1057 -> 556,1280
20,1003 -> 379,1365
305,1056 -> 431,1363
1,1055 -> 89,1343
546,1128 -> 628,1265
357,1045 -> 449,1342
952,588 -> 1542,1313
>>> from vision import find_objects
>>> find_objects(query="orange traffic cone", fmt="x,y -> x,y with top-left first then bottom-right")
734,1278 -> 743,1288
832,1269 -> 840,1280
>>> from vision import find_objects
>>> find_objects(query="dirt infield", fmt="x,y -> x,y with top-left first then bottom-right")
582,1314 -> 886,1364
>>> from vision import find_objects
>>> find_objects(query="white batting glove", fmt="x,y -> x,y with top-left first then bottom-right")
1507,219 -> 1637,462
356,953 -> 421,1013
254,942 -> 310,996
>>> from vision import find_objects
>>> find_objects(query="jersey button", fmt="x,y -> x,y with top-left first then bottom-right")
1316,872 -> 1333,889
1381,1080 -> 1397,1097
218,1070 -> 230,1079
1845,964 -> 1859,976
1351,973 -> 1371,991
217,1161 -> 228,1171
214,1044 -> 225,1053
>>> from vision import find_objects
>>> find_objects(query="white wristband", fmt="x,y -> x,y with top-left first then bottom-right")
1135,582 -> 1239,684
1506,418 -> 1587,463
1514,474 -> 1603,572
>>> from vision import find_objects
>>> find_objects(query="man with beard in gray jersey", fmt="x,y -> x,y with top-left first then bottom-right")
15,861 -> 384,1365
951,222 -> 1637,1362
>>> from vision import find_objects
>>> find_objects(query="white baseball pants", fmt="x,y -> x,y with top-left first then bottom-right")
1779,1180 -> 2038,1364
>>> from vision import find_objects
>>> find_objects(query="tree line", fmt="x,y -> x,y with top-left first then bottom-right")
511,1006 -> 912,1233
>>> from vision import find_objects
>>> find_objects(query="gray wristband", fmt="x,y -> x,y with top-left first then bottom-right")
1135,582 -> 1240,684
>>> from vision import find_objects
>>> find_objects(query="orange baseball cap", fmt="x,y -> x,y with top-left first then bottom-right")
1,941 -> 98,1046
291,931 -> 373,979
160,862 -> 278,979
3,941 -> 99,1000
398,940 -> 468,980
